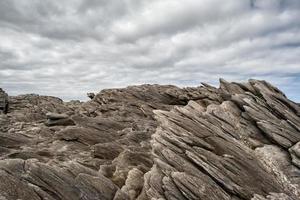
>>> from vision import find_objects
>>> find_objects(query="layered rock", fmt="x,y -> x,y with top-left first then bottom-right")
141,79 -> 300,199
45,112 -> 75,126
0,79 -> 299,200
0,88 -> 8,114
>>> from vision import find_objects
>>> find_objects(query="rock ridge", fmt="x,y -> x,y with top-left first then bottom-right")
0,79 -> 299,200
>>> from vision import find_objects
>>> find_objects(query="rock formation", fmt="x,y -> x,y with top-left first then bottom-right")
46,112 -> 75,126
0,88 -> 8,114
87,92 -> 96,100
0,79 -> 299,200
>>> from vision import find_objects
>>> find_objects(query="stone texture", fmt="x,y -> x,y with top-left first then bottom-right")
0,79 -> 299,199
289,142 -> 300,168
46,112 -> 75,126
0,88 -> 8,114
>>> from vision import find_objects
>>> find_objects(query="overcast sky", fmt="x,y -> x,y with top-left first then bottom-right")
0,0 -> 299,101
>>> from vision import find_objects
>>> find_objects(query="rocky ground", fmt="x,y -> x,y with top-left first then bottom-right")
0,79 -> 299,200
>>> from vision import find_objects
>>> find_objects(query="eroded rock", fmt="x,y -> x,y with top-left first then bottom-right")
46,112 -> 75,126
0,80 -> 299,200
0,88 -> 8,114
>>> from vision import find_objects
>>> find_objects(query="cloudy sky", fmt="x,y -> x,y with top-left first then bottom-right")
0,0 -> 299,101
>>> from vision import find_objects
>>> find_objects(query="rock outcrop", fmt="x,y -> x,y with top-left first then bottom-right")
0,79 -> 299,200
87,92 -> 95,100
45,112 -> 75,126
0,88 -> 8,114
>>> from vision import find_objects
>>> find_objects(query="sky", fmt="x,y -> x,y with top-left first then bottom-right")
0,0 -> 299,102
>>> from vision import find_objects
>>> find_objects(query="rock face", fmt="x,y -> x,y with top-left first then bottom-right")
87,92 -> 95,99
45,112 -> 75,126
0,79 -> 299,200
0,88 -> 8,114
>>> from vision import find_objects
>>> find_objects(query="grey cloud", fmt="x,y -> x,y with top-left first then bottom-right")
0,0 -> 299,101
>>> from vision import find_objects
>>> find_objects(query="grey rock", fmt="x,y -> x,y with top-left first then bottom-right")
252,193 -> 294,200
0,131 -> 30,148
92,142 -> 124,159
0,80 -> 299,200
75,173 -> 118,200
0,88 -> 8,114
46,117 -> 76,126
289,142 -> 300,168
46,112 -> 69,120
87,92 -> 96,99
0,169 -> 41,200
46,112 -> 75,126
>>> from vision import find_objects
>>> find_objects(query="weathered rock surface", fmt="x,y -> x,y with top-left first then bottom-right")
46,112 -> 75,126
0,88 -> 8,114
0,79 -> 299,200
87,92 -> 95,100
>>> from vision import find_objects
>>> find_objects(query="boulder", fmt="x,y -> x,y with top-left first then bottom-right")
46,112 -> 69,120
87,92 -> 96,99
92,142 -> 124,159
45,112 -> 75,126
0,88 -> 8,114
289,142 -> 300,168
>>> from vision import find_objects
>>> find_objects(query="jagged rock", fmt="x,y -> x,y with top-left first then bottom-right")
289,142 -> 300,168
140,80 -> 300,199
46,112 -> 69,120
0,169 -> 41,200
0,88 -> 8,114
121,168 -> 144,199
0,131 -> 30,148
56,126 -> 114,145
87,92 -> 95,99
46,112 -> 75,126
0,79 -> 299,200
92,142 -> 124,159
75,173 -> 118,200
252,193 -> 294,200
255,145 -> 300,197
46,117 -> 75,126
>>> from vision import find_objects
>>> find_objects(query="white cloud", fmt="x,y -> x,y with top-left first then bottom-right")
0,0 -> 299,102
